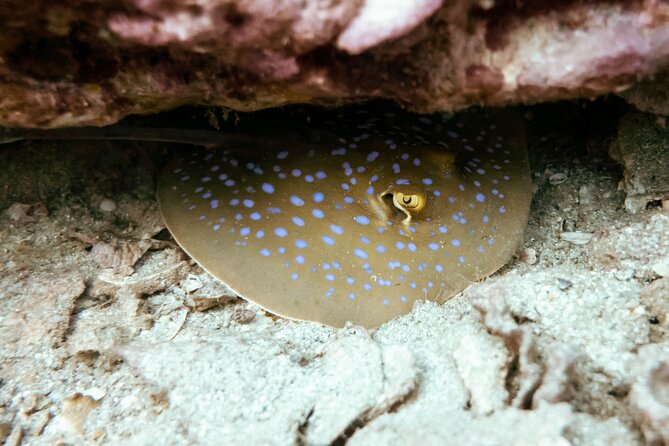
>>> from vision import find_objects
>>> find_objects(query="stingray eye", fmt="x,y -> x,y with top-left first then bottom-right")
402,194 -> 420,208
394,192 -> 426,213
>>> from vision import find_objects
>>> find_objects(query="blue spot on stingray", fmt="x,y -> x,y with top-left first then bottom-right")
388,261 -> 401,269
240,227 -> 250,236
330,224 -> 344,235
313,192 -> 324,203
396,241 -> 405,250
488,239 -> 495,245
408,243 -> 417,252
261,249 -> 270,257
367,151 -> 380,162
364,283 -> 372,291
344,197 -> 355,204
349,293 -> 356,300
325,274 -> 335,281
290,195 -> 305,206
434,190 -> 441,197
354,249 -> 368,259
410,282 -> 417,289
459,256 -> 465,263
316,171 -> 327,179
250,212 -> 262,221
291,273 -> 299,280
295,240 -> 308,249
210,200 -> 219,208
305,175 -> 315,183
355,215 -> 370,225
341,183 -> 350,191
366,186 -> 374,195
436,264 -> 443,272
267,207 -> 282,214
243,199 -> 254,208
483,215 -> 490,223
312,209 -> 325,219
256,230 -> 265,238
476,193 -> 485,202
499,207 -> 506,214
230,199 -> 240,206
346,277 -> 355,285
277,151 -> 288,159
296,255 -> 305,265
292,216 -> 305,227
332,262 -> 341,269
275,228 -> 288,237
428,243 -> 439,251
278,247 -> 286,254
322,235 -> 335,245
439,226 -> 448,233
261,183 -> 275,194
376,245 -> 387,253
478,246 -> 485,253
213,224 -> 220,231
422,178 -> 433,185
452,239 -> 461,247
370,175 -> 379,182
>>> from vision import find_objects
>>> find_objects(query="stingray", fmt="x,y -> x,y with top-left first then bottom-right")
156,108 -> 532,327
0,108 -> 531,327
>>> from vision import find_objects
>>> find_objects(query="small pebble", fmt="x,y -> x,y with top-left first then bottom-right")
231,307 -> 256,324
578,185 -> 593,205
7,202 -> 48,222
99,198 -> 117,213
549,172 -> 568,185
652,257 -> 669,277
557,278 -> 573,291
518,247 -> 537,265
560,231 -> 593,245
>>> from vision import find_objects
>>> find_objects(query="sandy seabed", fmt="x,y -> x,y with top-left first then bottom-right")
1,101 -> 668,445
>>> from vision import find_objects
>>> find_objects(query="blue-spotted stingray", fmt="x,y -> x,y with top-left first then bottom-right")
157,108 -> 531,327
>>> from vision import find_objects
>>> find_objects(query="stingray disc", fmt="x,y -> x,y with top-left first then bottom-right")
157,108 -> 531,327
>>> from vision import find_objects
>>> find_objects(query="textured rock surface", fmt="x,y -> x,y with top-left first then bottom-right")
609,112 -> 669,213
1,1 -> 669,127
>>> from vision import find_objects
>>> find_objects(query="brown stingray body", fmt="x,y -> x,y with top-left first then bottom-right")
157,108 -> 531,327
